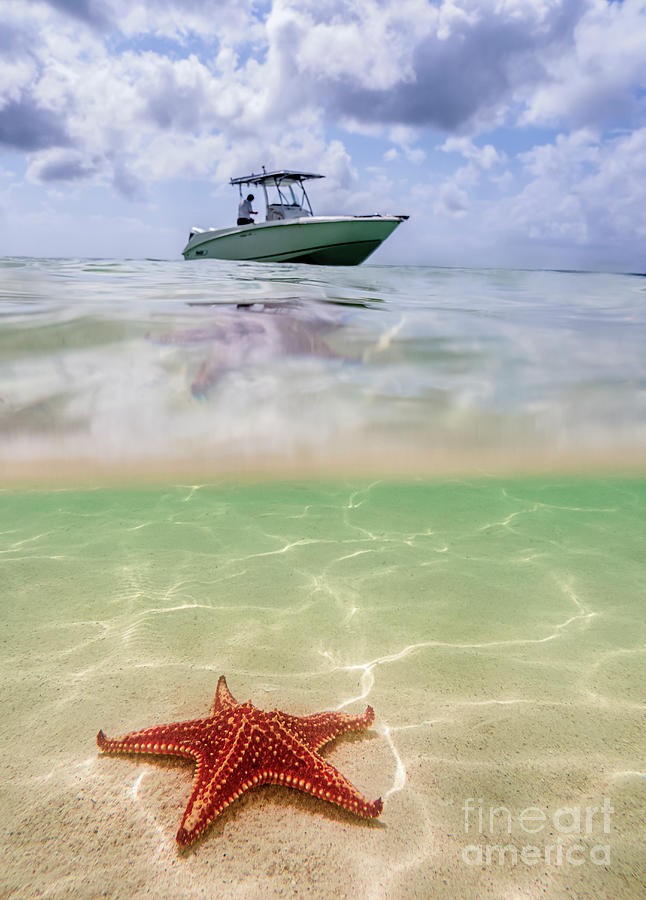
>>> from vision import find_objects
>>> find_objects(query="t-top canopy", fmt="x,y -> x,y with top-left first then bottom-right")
230,170 -> 324,187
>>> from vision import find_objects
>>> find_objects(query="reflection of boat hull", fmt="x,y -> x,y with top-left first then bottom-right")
182,216 -> 406,265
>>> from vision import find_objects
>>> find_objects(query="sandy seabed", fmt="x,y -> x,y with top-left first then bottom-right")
1,478 -> 645,899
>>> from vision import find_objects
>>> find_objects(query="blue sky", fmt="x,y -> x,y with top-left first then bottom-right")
1,0 -> 645,269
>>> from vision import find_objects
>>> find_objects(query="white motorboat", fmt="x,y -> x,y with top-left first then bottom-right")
182,169 -> 408,265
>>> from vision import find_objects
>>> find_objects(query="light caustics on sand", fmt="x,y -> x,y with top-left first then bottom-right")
6,478 -> 641,860
326,577 -> 598,802
579,644 -> 646,711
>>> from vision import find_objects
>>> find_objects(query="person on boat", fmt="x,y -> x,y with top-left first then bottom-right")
237,194 -> 257,226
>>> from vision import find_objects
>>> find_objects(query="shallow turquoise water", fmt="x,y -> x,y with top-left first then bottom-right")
1,259 -> 645,898
1,478 -> 645,897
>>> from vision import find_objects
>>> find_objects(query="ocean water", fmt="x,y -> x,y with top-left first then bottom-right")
1,258 -> 645,899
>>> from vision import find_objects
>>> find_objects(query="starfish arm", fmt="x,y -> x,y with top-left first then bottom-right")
278,706 -> 376,751
211,675 -> 239,714
263,717 -> 383,820
176,716 -> 256,845
97,717 -> 214,760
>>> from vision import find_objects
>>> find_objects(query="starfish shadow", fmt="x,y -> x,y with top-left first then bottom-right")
179,789 -> 386,855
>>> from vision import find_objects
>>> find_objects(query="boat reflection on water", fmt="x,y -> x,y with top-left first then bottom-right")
155,300 -> 355,398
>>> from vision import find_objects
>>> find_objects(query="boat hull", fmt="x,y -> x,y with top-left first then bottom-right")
182,216 -> 405,265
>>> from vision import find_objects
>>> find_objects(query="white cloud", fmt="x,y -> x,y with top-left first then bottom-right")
519,128 -> 599,179
286,0 -> 436,91
520,0 -> 646,130
23,0 -> 263,43
490,128 -> 646,255
26,148 -> 102,183
271,0 -> 589,133
4,0 -> 634,189
405,147 -> 426,163
434,136 -> 507,217
441,137 -> 505,170
435,181 -> 469,217
2,0 -> 646,267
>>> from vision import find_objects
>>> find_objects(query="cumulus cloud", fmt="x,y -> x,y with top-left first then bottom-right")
265,0 -> 589,134
4,0 -> 643,187
27,149 -> 99,181
140,56 -> 218,132
435,181 -> 469,217
521,0 -> 646,130
489,128 -> 646,256
32,0 -> 110,28
1,1 -> 275,186
111,161 -> 146,199
2,0 -> 646,266
29,0 -> 264,43
0,97 -> 70,150
433,136 -> 506,217
441,137 -> 506,183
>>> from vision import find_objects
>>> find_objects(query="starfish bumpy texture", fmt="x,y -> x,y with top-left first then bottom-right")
97,675 -> 382,846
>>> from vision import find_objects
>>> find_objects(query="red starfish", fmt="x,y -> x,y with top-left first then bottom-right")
97,675 -> 382,846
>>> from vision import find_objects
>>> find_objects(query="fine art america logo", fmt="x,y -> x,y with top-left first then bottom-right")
461,798 -> 613,867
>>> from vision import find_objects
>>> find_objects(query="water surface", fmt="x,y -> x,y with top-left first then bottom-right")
2,258 -> 645,475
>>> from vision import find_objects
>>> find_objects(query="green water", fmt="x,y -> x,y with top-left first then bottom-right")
2,477 -> 644,897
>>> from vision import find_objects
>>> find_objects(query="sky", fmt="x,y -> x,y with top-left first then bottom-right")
1,0 -> 645,269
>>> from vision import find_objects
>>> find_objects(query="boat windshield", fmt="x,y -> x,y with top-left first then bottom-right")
231,170 -> 324,223
265,180 -> 313,220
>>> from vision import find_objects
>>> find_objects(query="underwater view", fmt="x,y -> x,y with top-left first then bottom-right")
1,258 -> 645,898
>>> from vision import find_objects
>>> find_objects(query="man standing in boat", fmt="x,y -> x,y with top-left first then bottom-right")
237,194 -> 257,226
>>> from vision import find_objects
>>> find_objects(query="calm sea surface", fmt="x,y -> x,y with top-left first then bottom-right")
1,258 -> 645,898
1,257 -> 645,474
